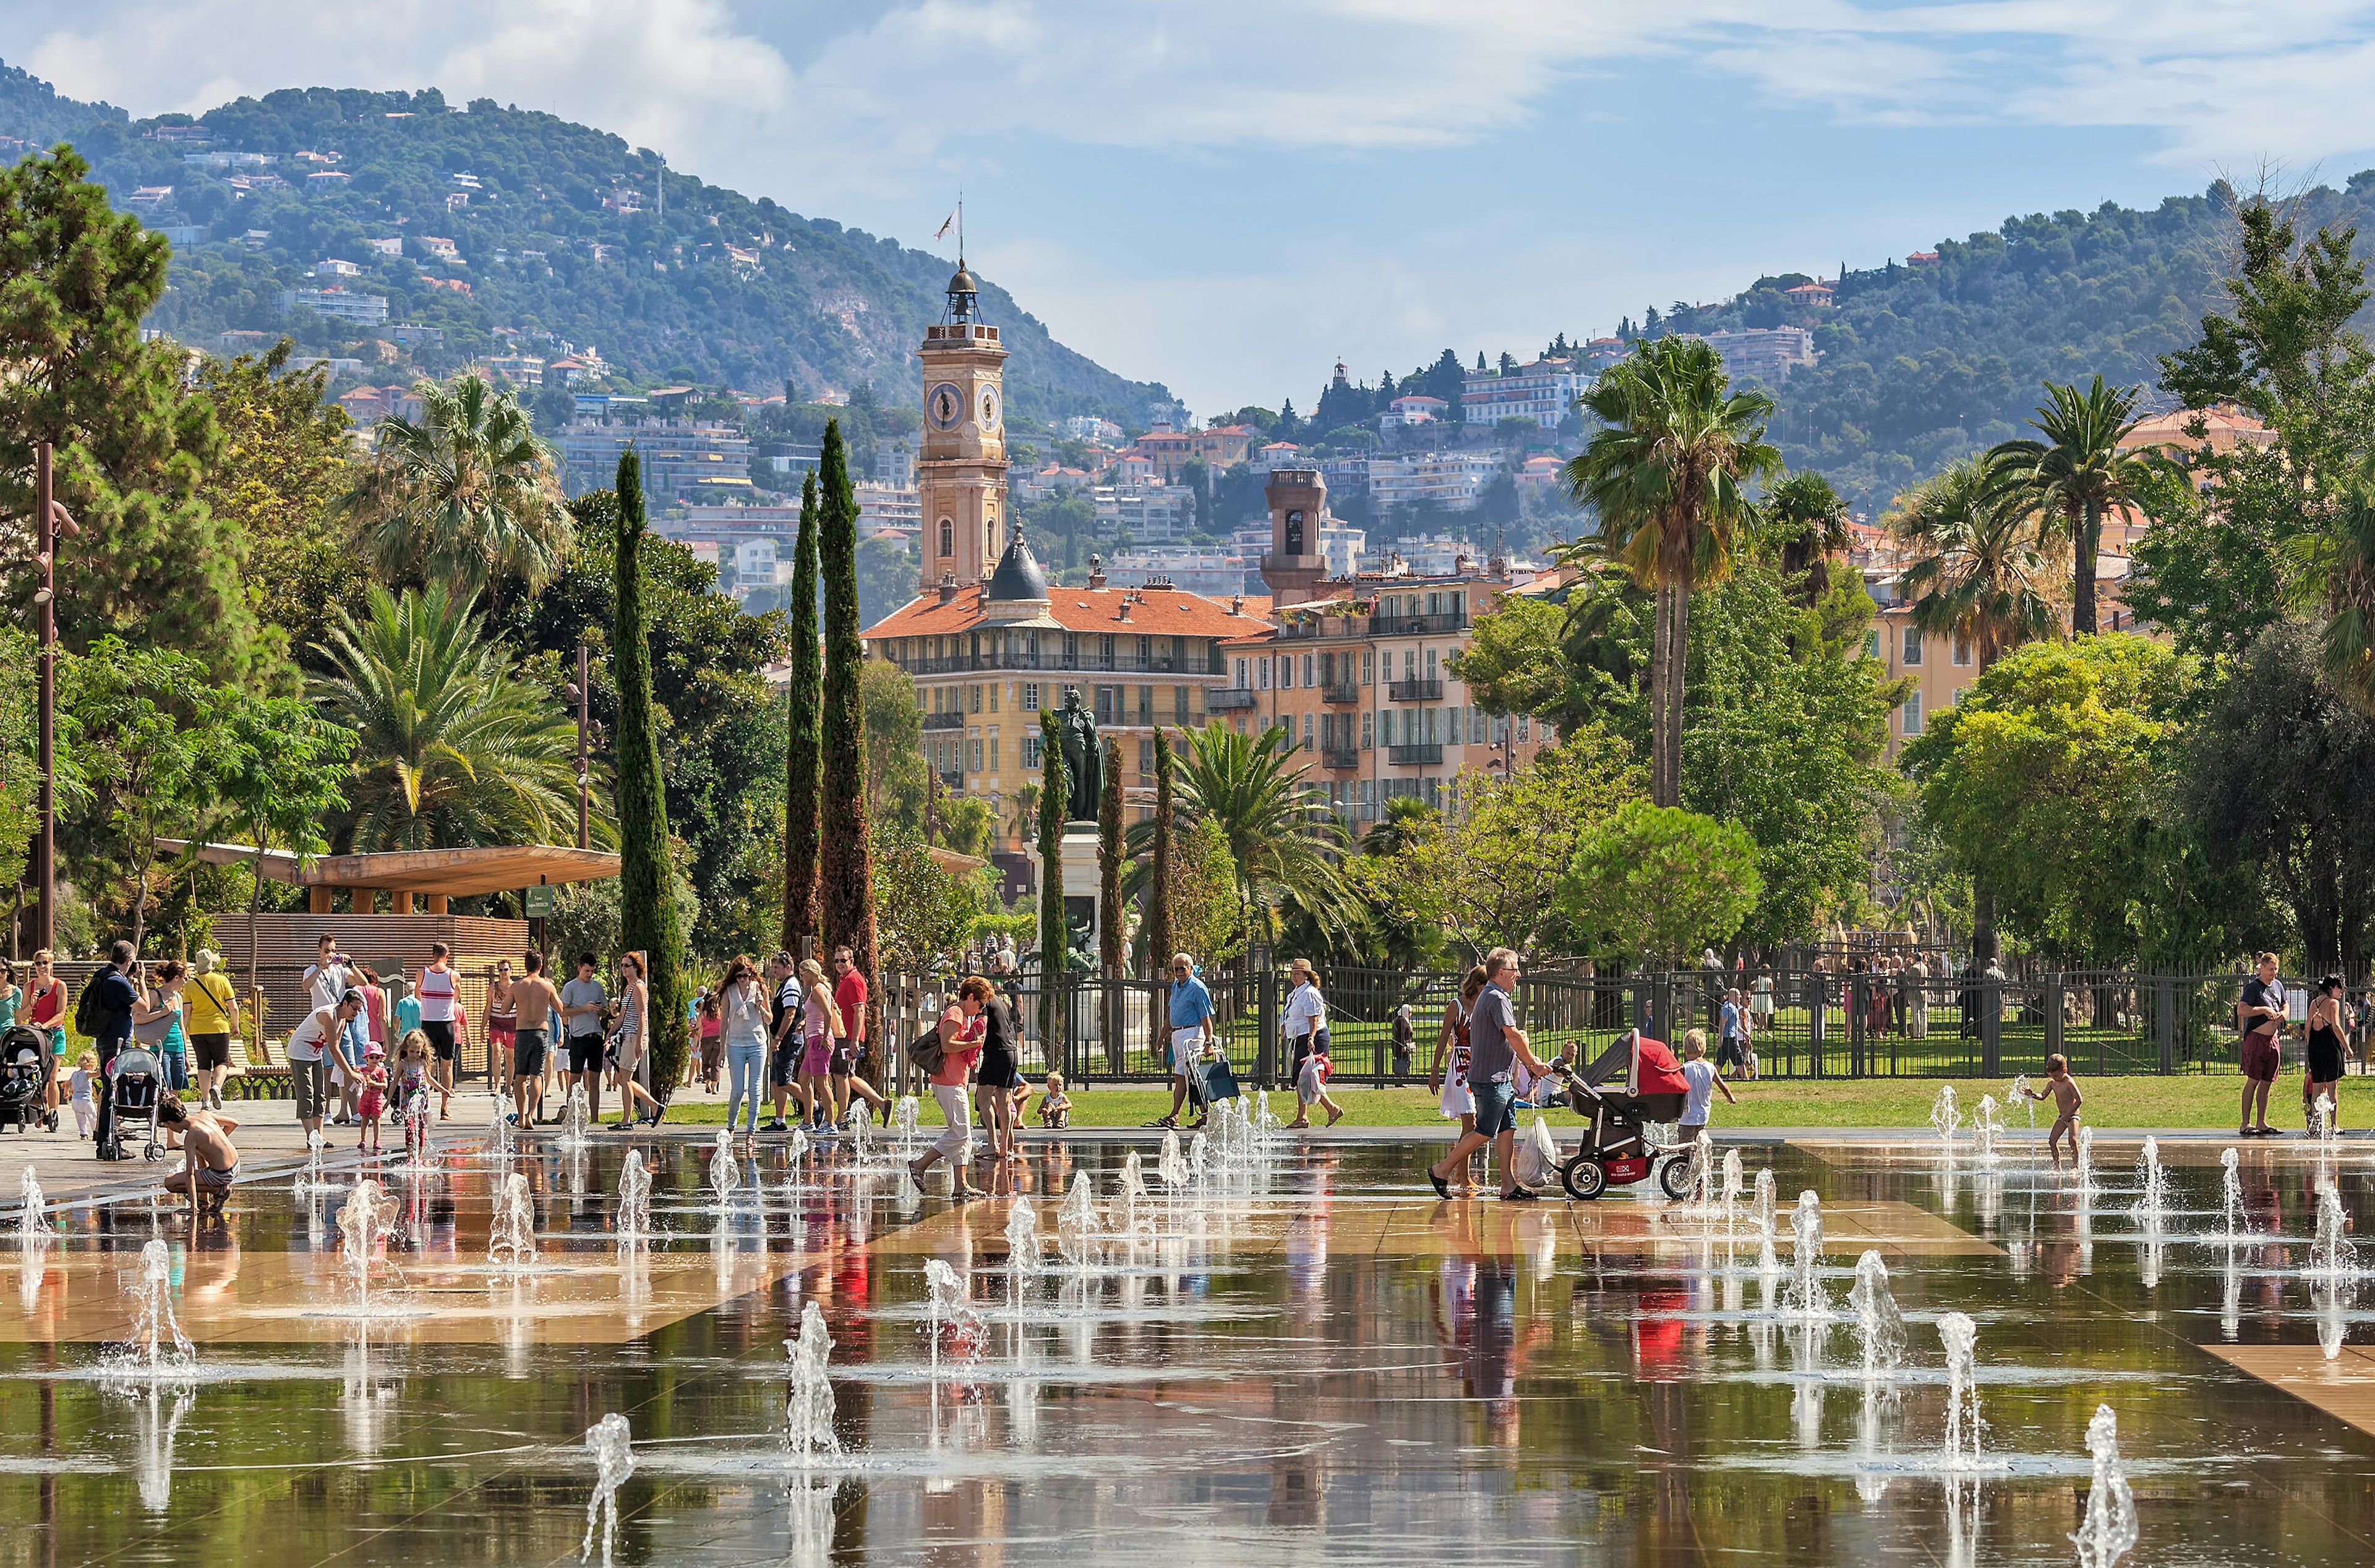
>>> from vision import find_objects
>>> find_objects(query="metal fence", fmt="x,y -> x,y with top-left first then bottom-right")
882,962 -> 2290,1089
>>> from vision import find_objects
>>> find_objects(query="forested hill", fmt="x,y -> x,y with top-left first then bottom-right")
0,62 -> 1171,425
1657,177 -> 2375,513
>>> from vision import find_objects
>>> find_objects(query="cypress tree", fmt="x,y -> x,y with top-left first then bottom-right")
1036,709 -> 1068,1047
612,451 -> 690,1094
782,469 -> 822,950
816,420 -> 878,1034
1145,726 -> 1175,976
1098,736 -> 1123,979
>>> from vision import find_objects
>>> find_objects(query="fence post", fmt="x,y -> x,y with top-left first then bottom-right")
2043,973 -> 2065,1067
1848,974 -> 1867,1078
1808,974 -> 1825,1080
1256,951 -> 1279,1088
1980,976 -> 2002,1078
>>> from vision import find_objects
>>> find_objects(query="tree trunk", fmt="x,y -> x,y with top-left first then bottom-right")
1649,584 -> 1689,807
1145,729 -> 1175,978
1972,885 -> 1998,964
1648,587 -> 1674,806
2072,500 -> 2100,637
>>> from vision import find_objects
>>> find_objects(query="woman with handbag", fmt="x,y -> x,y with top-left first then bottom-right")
909,976 -> 990,1199
716,957 -> 769,1140
132,961 -> 190,1093
607,952 -> 666,1130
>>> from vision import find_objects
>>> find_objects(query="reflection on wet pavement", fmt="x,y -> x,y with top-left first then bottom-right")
1,1128 -> 2373,1565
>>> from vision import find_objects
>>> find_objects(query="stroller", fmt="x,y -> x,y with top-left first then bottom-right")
0,1026 -> 56,1133
1549,1029 -> 1693,1201
104,1045 -> 168,1162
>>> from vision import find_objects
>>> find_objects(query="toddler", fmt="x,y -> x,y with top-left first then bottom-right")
2018,1053 -> 2085,1170
1037,1072 -> 1071,1129
67,1050 -> 96,1136
354,1041 -> 390,1154
395,1030 -> 434,1158
1290,1039 -> 1344,1128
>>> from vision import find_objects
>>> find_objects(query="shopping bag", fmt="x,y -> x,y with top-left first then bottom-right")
1512,1112 -> 1559,1190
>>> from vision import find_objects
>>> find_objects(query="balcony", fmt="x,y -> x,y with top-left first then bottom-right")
922,710 -> 967,731
1387,743 -> 1442,767
938,770 -> 966,792
1372,611 -> 1470,637
1207,688 -> 1257,710
1387,678 -> 1442,703
1319,683 -> 1362,706
1320,746 -> 1361,770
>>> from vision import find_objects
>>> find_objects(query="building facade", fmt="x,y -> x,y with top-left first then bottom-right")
1461,356 -> 1590,427
559,417 -> 753,504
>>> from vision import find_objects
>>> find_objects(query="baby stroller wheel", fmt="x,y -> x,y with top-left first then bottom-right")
144,1140 -> 166,1163
43,1111 -> 58,1133
1657,1154 -> 1696,1201
1560,1155 -> 1607,1201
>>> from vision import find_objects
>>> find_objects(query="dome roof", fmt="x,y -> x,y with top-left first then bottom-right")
986,534 -> 1048,603
947,264 -> 978,296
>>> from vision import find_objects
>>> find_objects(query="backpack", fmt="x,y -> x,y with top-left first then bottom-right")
73,972 -> 111,1039
906,1026 -> 946,1077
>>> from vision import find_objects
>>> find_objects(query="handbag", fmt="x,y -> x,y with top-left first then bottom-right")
132,991 -> 175,1047
907,1026 -> 947,1076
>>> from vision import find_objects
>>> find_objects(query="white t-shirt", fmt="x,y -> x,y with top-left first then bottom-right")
1681,1059 -> 1717,1125
1285,981 -> 1326,1039
417,963 -> 458,1023
286,1003 -> 339,1063
304,961 -> 349,1013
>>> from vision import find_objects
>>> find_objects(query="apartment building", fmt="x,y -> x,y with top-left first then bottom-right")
275,286 -> 390,326
1461,356 -> 1590,428
1368,450 -> 1501,513
1236,470 -> 1555,823
1677,326 -> 1817,385
558,416 -> 753,504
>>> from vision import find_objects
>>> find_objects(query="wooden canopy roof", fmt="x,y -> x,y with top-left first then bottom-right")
158,840 -> 621,897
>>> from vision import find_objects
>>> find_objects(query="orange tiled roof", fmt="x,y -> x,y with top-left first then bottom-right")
862,584 -> 1273,642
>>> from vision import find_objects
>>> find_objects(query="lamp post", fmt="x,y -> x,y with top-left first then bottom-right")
33,443 -> 58,955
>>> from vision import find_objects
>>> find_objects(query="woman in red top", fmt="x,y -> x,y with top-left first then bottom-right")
21,951 -> 67,1115
909,976 -> 990,1199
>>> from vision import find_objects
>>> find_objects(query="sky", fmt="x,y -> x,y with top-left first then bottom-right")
14,1 -> 2375,415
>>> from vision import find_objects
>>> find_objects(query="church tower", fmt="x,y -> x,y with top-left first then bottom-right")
916,260 -> 1009,593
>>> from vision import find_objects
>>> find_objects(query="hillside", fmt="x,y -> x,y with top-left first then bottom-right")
0,64 -> 1171,427
1653,178 -> 2375,512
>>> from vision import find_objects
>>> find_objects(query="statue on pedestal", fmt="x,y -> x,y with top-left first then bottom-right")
1055,688 -> 1103,823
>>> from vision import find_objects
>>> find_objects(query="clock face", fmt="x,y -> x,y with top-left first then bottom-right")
978,384 -> 1001,432
927,381 -> 964,432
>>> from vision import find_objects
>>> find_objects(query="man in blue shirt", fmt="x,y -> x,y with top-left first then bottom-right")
1155,952 -> 1215,1131
88,940 -> 140,1159
1718,991 -> 1745,1073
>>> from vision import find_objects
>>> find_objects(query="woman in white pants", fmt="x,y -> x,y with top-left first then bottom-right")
909,976 -> 990,1198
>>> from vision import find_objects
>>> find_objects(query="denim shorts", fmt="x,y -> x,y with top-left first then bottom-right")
1473,1076 -> 1520,1138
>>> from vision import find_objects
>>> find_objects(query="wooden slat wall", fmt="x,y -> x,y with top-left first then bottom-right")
199,913 -> 531,1040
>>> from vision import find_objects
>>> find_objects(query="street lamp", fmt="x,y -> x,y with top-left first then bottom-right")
30,443 -> 76,955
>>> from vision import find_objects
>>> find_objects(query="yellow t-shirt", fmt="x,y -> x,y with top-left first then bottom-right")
184,973 -> 238,1036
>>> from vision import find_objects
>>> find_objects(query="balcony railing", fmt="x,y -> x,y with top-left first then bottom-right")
1319,683 -> 1362,705
1320,746 -> 1361,770
1207,688 -> 1257,710
922,710 -> 967,731
1372,611 -> 1469,637
1386,678 -> 1442,703
1387,743 -> 1442,766
893,650 -> 1226,677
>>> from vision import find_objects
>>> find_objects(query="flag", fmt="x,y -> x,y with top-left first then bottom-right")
935,210 -> 956,242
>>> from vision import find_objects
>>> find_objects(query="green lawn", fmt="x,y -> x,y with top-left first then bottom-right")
645,1070 -> 2321,1132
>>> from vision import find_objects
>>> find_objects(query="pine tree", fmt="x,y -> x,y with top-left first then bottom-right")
1145,726 -> 1175,975
612,451 -> 690,1094
1098,736 -> 1123,979
816,420 -> 878,1031
0,148 -> 254,668
1036,709 -> 1068,1047
782,470 -> 821,949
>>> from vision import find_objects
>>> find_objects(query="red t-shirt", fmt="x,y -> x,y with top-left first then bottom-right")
834,971 -> 867,1043
1636,1037 -> 1689,1097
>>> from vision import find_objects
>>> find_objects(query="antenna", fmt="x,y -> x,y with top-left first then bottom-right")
957,189 -> 965,266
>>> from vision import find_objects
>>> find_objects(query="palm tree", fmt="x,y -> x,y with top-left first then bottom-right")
1562,337 -> 1780,806
342,373 -> 573,611
1890,454 -> 2066,963
312,582 -> 591,850
1006,782 -> 1041,848
1360,795 -> 1436,856
1990,376 -> 2159,636
2284,467 -> 2375,711
1123,722 -> 1350,948
1889,455 -> 2066,670
1760,469 -> 1853,605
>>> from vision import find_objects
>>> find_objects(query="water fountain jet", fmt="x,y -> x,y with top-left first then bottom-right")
2071,1403 -> 2138,1567
581,1413 -> 633,1567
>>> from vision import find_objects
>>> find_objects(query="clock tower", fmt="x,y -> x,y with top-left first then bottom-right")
917,260 -> 1009,593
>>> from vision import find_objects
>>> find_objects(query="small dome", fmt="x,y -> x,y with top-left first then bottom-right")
947,265 -> 978,296
986,533 -> 1048,603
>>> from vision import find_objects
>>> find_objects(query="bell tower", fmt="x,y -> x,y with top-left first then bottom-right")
917,260 -> 1009,593
1259,467 -> 1330,607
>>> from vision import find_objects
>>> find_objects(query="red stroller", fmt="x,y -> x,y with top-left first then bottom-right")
1551,1029 -> 1693,1200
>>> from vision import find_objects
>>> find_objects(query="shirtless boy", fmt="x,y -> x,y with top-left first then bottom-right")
2018,1053 -> 2085,1170
158,1094 -> 241,1214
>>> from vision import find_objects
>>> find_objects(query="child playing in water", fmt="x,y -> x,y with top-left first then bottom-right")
1679,1029 -> 1737,1136
157,1094 -> 240,1215
1037,1072 -> 1071,1130
2018,1053 -> 2084,1170
395,1030 -> 434,1159
1290,1036 -> 1345,1128
354,1041 -> 390,1154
